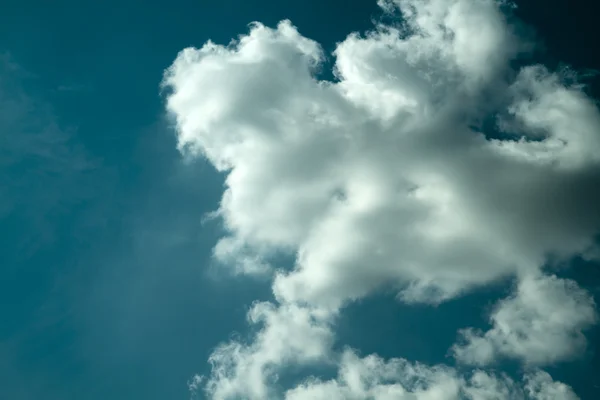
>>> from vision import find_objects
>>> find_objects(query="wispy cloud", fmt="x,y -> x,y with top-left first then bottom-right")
0,54 -> 106,258
55,83 -> 92,93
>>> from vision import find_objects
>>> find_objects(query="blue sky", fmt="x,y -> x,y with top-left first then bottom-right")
1,1 -> 600,399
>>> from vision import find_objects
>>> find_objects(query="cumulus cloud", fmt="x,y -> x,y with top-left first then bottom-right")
285,350 -> 577,400
162,0 -> 600,398
453,274 -> 598,366
524,370 -> 580,400
204,302 -> 334,399
286,350 -> 463,400
164,2 -> 600,309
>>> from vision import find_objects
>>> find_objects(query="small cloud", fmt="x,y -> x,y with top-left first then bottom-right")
452,274 -> 598,366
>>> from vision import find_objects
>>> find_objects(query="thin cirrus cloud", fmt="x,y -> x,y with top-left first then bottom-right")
0,53 -> 104,258
162,0 -> 600,398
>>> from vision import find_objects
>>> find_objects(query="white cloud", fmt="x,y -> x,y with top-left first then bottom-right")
162,0 -> 600,397
462,370 -> 522,400
204,302 -> 334,400
285,350 -> 577,400
164,1 -> 600,310
524,370 -> 580,400
285,350 -> 463,400
453,274 -> 598,366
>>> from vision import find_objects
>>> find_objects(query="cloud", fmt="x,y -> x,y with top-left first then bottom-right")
452,274 -> 598,366
285,350 -> 463,400
285,350 -> 577,400
164,2 -> 600,309
0,53 -> 119,400
204,302 -> 334,399
524,370 -> 580,400
0,54 -> 106,258
162,0 -> 600,398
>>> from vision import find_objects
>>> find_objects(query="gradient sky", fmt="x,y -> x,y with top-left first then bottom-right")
1,1 -> 599,399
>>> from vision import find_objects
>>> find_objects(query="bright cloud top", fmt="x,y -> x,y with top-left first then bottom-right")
163,0 -> 600,398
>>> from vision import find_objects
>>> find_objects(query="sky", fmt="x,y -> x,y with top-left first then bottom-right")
1,0 -> 600,399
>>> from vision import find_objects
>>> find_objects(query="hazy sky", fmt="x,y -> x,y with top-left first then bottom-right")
1,1 -> 599,399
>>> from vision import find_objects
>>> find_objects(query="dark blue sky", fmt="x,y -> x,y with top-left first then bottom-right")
1,1 -> 599,399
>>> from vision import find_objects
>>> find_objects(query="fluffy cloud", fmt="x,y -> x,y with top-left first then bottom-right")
285,350 -> 463,400
285,350 -> 576,400
453,274 -> 598,366
204,302 -> 334,399
164,2 -> 600,309
524,370 -> 580,400
163,0 -> 600,398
